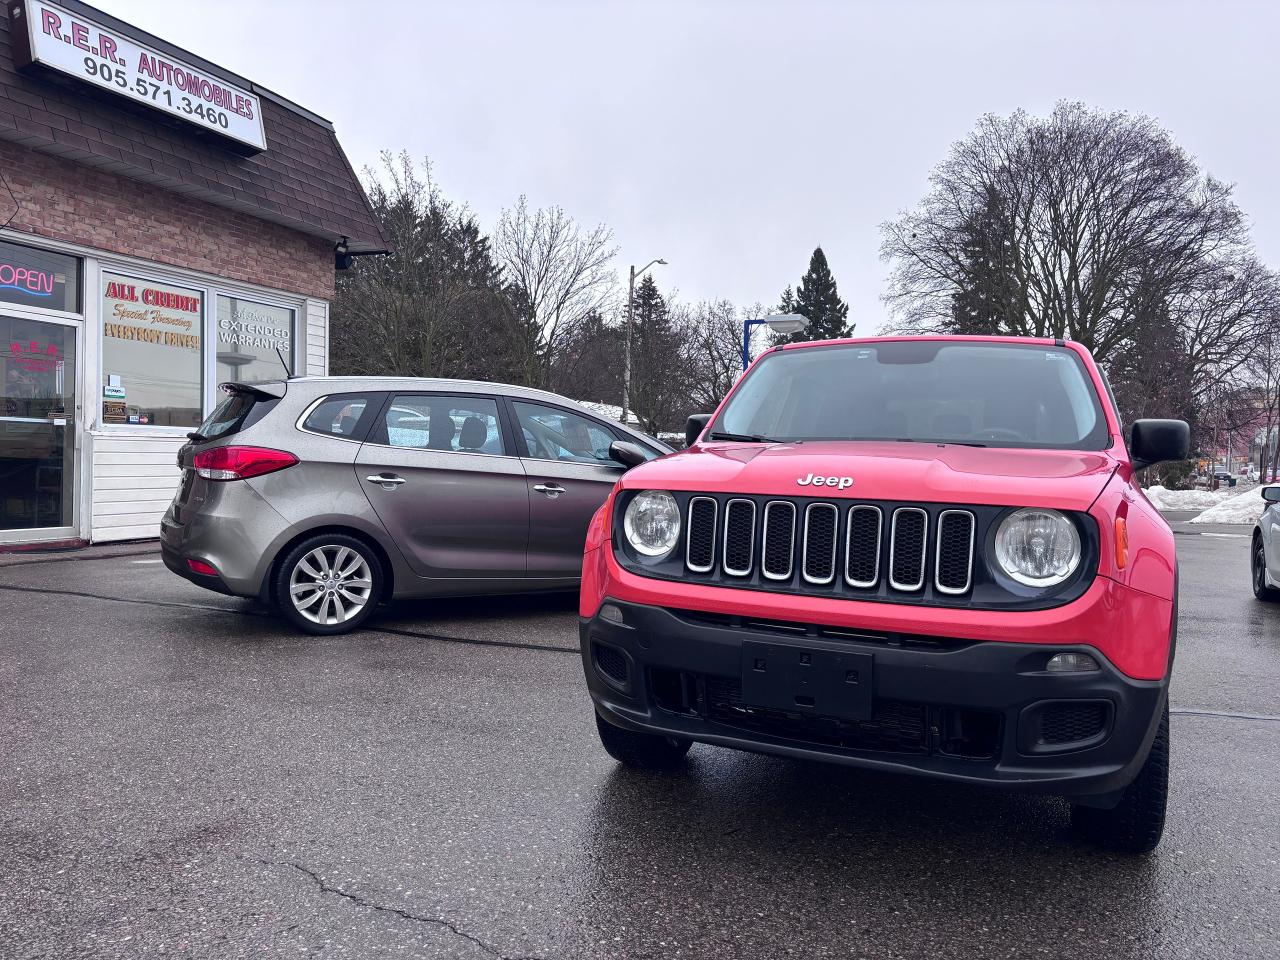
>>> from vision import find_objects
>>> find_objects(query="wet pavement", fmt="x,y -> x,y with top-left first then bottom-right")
1,526 -> 1277,959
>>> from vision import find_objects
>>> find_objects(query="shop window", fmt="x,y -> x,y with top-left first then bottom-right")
0,240 -> 80,313
216,295 -> 294,385
101,272 -> 203,428
1,315 -> 76,529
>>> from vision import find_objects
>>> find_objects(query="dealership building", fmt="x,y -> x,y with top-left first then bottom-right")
0,0 -> 386,546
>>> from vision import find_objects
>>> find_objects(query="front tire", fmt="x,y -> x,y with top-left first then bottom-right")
595,712 -> 691,770
1071,703 -> 1169,854
1253,537 -> 1280,602
275,534 -> 384,635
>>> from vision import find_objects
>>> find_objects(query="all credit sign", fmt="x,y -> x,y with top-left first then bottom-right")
9,0 -> 267,152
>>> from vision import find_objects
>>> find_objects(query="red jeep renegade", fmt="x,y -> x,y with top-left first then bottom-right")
580,336 -> 1188,854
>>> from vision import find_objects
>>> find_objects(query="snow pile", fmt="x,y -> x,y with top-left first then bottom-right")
1141,485 -> 1230,511
1189,489 -> 1267,525
573,400 -> 641,427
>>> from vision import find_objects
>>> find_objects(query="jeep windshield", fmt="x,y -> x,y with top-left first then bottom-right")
713,340 -> 1110,450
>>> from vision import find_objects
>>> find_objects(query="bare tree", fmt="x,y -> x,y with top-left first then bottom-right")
493,197 -> 619,386
880,102 -> 1247,362
1246,323 -> 1280,478
1178,255 -> 1280,403
680,299 -> 744,411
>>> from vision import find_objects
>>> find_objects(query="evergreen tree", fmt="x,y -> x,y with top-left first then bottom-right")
630,275 -> 688,433
947,186 -> 1020,334
775,247 -> 851,343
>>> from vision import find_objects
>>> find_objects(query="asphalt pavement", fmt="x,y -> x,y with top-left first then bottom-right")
1,523 -> 1277,959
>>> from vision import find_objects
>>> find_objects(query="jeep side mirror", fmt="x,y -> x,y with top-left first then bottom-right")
685,413 -> 711,448
1129,419 -> 1190,470
608,440 -> 648,469
1263,487 -> 1280,503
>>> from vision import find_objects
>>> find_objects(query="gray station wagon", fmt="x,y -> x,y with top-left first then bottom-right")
161,377 -> 668,634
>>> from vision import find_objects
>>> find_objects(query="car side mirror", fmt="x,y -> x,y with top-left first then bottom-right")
1129,419 -> 1190,470
1263,487 -> 1280,503
608,440 -> 648,469
685,413 -> 711,448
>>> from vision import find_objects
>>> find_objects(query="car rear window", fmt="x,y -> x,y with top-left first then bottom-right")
195,387 -> 279,442
301,394 -> 377,439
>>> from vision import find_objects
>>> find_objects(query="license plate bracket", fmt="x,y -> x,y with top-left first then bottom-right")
740,639 -> 874,721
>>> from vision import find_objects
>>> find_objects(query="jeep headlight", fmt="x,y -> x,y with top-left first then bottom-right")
993,508 -> 1081,587
623,490 -> 681,558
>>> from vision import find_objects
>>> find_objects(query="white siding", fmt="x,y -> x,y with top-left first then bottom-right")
305,299 -> 328,376
88,433 -> 184,542
83,300 -> 325,542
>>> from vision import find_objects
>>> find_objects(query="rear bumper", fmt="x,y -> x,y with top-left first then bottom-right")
159,482 -> 293,599
160,540 -> 236,596
581,599 -> 1167,798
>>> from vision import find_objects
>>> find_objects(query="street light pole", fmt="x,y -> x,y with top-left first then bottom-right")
741,314 -> 810,374
622,257 -> 666,425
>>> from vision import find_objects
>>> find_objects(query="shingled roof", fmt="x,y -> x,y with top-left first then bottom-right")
0,0 -> 389,254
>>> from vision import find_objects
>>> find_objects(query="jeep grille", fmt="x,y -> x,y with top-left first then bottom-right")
685,495 -> 976,597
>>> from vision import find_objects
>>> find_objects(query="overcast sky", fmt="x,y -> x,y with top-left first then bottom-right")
100,0 -> 1280,333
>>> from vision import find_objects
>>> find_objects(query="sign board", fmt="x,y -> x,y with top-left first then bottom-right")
10,0 -> 267,151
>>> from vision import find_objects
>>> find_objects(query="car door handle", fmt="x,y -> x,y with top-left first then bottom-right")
533,483 -> 565,497
365,474 -> 406,489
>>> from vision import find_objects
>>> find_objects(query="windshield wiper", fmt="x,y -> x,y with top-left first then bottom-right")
185,431 -> 210,443
891,438 -> 988,448
707,431 -> 783,443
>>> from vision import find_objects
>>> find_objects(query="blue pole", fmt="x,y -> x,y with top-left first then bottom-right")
742,318 -> 760,374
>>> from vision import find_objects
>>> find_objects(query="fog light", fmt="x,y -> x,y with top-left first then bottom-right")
187,558 -> 218,577
1046,652 -> 1100,673
599,603 -> 625,625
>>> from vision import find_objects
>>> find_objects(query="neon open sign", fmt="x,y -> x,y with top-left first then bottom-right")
0,261 -> 56,297
0,240 -> 79,312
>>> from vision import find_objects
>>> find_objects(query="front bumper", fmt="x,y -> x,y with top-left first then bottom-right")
581,599 -> 1167,799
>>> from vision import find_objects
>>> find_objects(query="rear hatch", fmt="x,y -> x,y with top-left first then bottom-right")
170,382 -> 287,525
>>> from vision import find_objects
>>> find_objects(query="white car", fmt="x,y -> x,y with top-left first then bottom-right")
1252,486 -> 1280,601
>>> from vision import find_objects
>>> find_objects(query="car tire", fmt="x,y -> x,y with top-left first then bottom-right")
274,533 -> 384,635
595,711 -> 691,770
1070,702 -> 1168,854
1252,537 -> 1280,602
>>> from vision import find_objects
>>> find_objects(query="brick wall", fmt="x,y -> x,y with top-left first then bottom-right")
0,139 -> 335,299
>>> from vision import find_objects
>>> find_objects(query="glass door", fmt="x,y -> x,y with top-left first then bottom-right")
1,315 -> 78,539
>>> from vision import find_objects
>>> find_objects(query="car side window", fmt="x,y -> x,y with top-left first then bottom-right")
512,401 -> 621,464
301,394 -> 375,439
382,395 -> 505,455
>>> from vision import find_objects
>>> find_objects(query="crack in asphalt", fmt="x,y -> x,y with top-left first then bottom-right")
263,860 -> 543,960
1171,708 -> 1280,723
0,581 -> 258,615
0,582 -> 578,655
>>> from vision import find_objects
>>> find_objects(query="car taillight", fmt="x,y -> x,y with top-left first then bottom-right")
192,445 -> 298,481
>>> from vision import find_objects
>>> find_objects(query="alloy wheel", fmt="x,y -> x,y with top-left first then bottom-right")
288,544 -> 374,626
1256,546 -> 1267,595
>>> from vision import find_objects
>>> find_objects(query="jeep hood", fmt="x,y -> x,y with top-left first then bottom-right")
623,441 -> 1119,512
